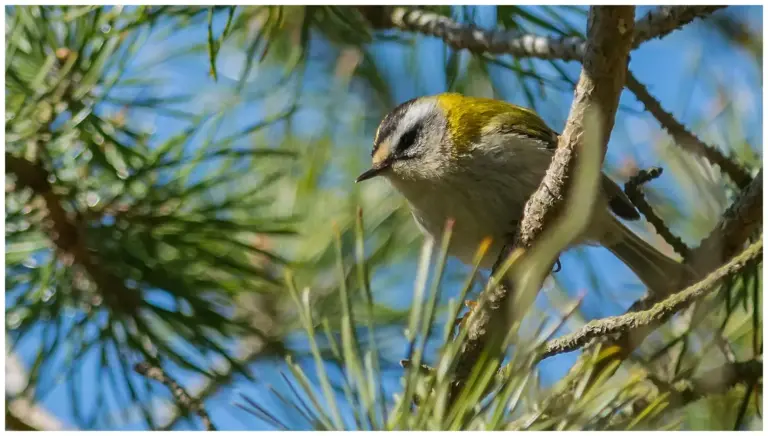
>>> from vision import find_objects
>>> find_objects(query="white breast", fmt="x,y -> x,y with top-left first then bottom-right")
387,134 -> 553,269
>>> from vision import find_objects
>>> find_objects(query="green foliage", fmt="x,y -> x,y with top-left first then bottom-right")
6,5 -> 299,428
5,5 -> 762,431
238,213 -> 761,430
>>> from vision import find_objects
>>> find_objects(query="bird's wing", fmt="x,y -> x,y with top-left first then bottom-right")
483,107 -> 560,147
493,111 -> 639,221
601,175 -> 640,220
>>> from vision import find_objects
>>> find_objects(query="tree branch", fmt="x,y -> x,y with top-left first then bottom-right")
632,6 -> 727,48
515,5 -> 634,249
629,167 -> 762,314
157,347 -> 269,430
625,72 -> 752,188
623,167 -> 690,258
539,167 -> 762,420
538,237 -> 762,360
6,152 -> 143,312
361,6 -> 725,62
382,7 -> 585,61
448,5 -> 635,398
134,362 -> 217,431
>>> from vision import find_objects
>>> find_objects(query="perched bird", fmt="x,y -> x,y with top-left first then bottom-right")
356,93 -> 684,294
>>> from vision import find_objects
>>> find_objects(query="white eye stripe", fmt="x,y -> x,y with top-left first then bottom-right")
394,100 -> 435,143
373,97 -> 440,161
373,124 -> 382,145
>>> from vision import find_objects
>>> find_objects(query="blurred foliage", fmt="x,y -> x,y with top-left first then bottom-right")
5,5 -> 762,431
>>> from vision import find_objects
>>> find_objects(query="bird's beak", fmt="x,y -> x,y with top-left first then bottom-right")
355,161 -> 391,183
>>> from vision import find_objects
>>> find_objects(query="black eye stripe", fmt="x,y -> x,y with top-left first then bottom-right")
397,123 -> 421,153
372,98 -> 419,156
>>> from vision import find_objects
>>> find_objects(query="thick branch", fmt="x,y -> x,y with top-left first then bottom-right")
515,6 -> 634,248
6,152 -> 142,312
448,6 -> 635,396
361,6 -> 724,62
135,362 -> 217,431
539,237 -> 762,360
626,73 -> 752,188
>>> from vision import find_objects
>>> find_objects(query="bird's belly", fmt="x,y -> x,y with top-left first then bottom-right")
406,186 -> 518,269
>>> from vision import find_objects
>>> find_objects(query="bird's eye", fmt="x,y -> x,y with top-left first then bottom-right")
397,123 -> 421,153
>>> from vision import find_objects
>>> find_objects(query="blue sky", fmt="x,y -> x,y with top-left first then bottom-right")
8,6 -> 763,430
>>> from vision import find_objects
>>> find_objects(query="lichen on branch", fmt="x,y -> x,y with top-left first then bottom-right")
361,6 -> 725,62
538,237 -> 762,360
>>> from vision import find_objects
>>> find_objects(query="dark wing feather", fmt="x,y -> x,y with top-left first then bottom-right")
602,176 -> 640,220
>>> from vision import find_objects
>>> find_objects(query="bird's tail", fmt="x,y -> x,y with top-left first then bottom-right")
604,218 -> 688,295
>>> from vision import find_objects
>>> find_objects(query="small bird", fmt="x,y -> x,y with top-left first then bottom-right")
356,93 -> 684,294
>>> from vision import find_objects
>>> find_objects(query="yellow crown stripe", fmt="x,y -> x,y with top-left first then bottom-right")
435,93 -> 556,155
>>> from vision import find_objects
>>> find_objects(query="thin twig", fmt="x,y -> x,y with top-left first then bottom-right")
538,237 -> 762,360
623,167 -> 690,258
627,168 -> 763,315
626,72 -> 752,188
134,362 -> 217,431
158,347 -> 276,430
508,238 -> 762,429
388,7 -> 585,61
632,6 -> 727,48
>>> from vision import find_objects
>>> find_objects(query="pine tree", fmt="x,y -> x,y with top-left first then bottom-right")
6,6 -> 762,430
